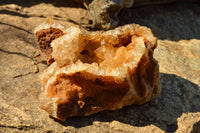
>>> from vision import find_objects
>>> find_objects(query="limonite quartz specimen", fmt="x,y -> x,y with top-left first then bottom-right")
35,22 -> 161,121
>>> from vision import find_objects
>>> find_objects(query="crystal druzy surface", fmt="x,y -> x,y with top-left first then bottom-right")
35,23 -> 161,121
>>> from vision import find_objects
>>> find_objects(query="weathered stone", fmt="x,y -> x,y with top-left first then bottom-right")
155,39 -> 200,84
176,113 -> 200,133
83,0 -> 199,30
84,0 -> 134,30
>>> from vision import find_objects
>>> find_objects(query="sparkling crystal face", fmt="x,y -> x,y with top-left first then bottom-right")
49,24 -> 157,78
35,23 -> 160,121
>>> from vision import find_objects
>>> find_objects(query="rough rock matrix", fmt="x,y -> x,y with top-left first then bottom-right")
34,22 -> 161,121
80,0 -> 200,30
84,0 -> 134,30
35,21 -> 65,65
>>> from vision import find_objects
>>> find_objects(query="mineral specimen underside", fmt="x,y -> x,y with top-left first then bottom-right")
35,22 -> 161,121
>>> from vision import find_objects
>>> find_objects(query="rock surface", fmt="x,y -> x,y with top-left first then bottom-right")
0,1 -> 200,133
84,0 -> 134,30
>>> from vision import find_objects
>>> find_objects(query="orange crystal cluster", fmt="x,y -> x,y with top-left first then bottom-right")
35,23 -> 161,121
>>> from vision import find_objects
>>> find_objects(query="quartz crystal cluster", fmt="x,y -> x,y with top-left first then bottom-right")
34,22 -> 161,121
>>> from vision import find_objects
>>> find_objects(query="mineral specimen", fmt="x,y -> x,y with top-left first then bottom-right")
35,22 -> 161,121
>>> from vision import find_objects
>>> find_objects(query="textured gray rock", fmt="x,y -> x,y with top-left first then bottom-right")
84,0 -> 199,30
0,1 -> 200,133
84,0 -> 134,30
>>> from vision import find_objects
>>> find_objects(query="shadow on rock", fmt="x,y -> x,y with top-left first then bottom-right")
118,2 -> 200,41
191,120 -> 200,133
56,73 -> 200,132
